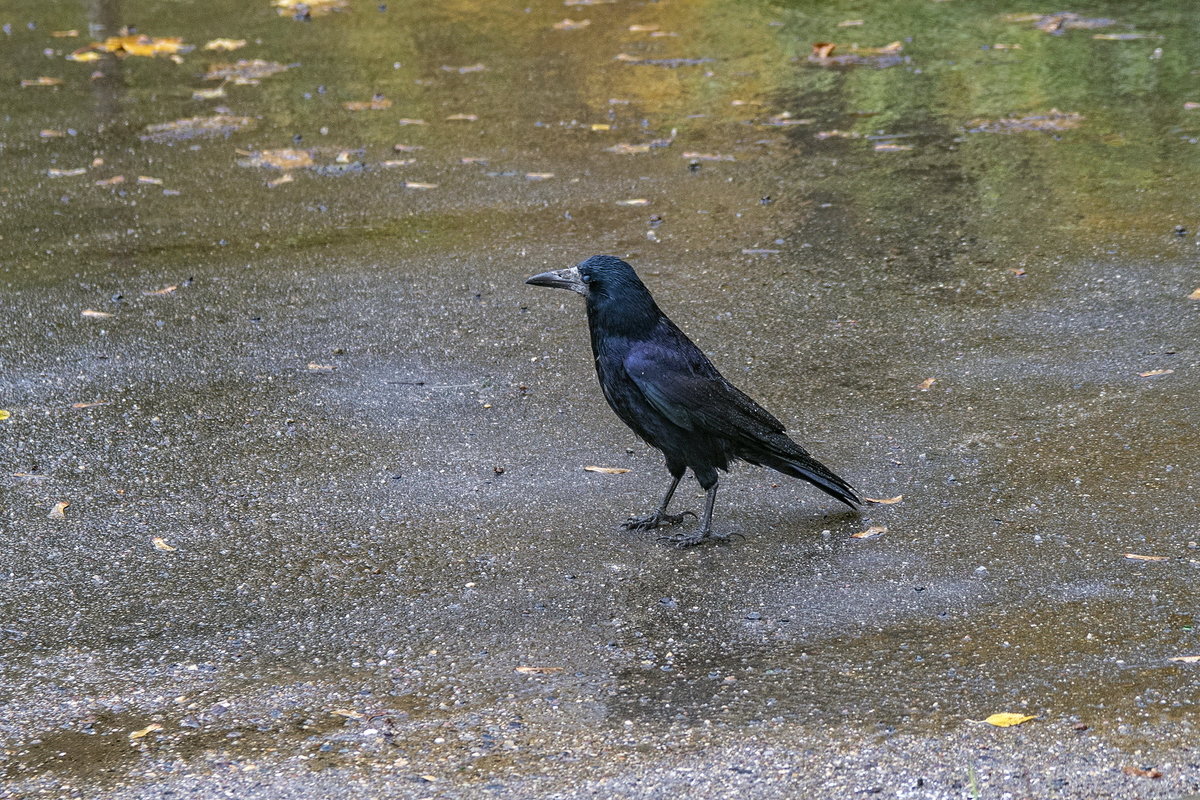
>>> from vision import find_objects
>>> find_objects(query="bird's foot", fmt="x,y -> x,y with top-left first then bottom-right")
657,529 -> 743,548
621,510 -> 696,532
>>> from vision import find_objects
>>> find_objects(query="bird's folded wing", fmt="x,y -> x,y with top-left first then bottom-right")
624,344 -> 786,437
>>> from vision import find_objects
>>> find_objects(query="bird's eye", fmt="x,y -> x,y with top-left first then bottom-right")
581,274 -> 592,283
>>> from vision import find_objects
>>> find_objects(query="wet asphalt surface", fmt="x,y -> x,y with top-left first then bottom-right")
2,0 -> 1200,797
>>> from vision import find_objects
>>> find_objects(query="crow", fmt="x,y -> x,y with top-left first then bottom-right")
526,254 -> 859,546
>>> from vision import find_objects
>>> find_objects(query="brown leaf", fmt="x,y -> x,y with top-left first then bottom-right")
864,495 -> 903,505
267,173 -> 294,188
851,525 -> 887,539
1121,766 -> 1162,779
515,666 -> 564,674
837,19 -> 865,27
343,96 -> 392,111
48,501 -> 71,519
1124,553 -> 1168,562
584,466 -> 630,474
51,30 -> 80,38
917,377 -> 936,391
1137,369 -> 1173,378
152,537 -> 177,552
129,723 -> 163,739
1188,287 -> 1200,299
811,42 -> 837,58
144,285 -> 178,295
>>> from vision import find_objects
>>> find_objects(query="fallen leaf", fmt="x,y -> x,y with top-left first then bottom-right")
49,501 -> 71,519
874,142 -> 913,152
266,173 -> 294,188
273,0 -> 348,17
1168,655 -> 1200,663
152,537 -> 177,552
811,42 -> 837,58
606,143 -> 651,154
1124,553 -> 1168,562
71,401 -> 109,408
1189,287 -> 1200,300
192,85 -> 227,100
682,152 -> 734,161
137,176 -> 164,186
864,495 -> 903,505
515,666 -> 564,674
1122,765 -> 1162,779
1008,267 -> 1027,276
129,723 -> 163,739
440,63 -> 487,74
95,175 -> 126,186
991,43 -> 1022,49
584,466 -> 630,474
238,149 -> 314,170
48,168 -> 87,178
203,59 -> 292,84
445,113 -> 478,121
20,77 -> 65,88
393,144 -> 424,152
203,38 -> 247,51
553,18 -> 591,30
917,377 -> 936,390
590,123 -> 611,131
330,709 -> 364,719
616,198 -> 650,206
851,525 -> 887,539
343,96 -> 392,111
307,362 -> 337,371
404,181 -> 438,189
98,35 -> 188,58
525,172 -> 554,180
380,159 -> 416,167
985,712 -> 1035,727
397,118 -> 428,126
629,24 -> 660,32
51,30 -> 80,38
81,309 -> 113,317
144,285 -> 178,295
0,410 -> 10,422
1138,369 -> 1173,377
66,49 -> 102,62
459,157 -> 487,164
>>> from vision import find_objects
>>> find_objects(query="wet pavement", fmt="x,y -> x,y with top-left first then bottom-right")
1,0 -> 1198,797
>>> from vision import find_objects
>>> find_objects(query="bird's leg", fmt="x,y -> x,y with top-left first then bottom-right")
660,483 -> 736,547
622,473 -> 695,531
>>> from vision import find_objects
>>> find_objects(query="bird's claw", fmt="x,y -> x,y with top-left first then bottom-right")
621,510 -> 696,532
656,529 -> 742,548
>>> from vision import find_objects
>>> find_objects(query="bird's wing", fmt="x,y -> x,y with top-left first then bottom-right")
624,340 -> 786,437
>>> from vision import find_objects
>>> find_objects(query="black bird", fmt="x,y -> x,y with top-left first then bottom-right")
526,255 -> 859,546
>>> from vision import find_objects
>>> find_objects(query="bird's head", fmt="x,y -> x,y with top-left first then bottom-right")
525,255 -> 646,300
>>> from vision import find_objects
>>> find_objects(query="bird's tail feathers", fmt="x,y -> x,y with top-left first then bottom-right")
754,437 -> 860,508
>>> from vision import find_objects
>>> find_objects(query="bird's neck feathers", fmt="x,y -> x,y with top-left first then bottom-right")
584,276 -> 664,337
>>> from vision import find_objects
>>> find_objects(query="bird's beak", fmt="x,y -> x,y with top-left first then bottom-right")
526,265 -> 587,295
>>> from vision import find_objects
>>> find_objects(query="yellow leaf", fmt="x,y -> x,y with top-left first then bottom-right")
590,123 -> 611,131
66,50 -> 102,62
130,723 -> 163,739
343,96 -> 392,111
851,525 -> 887,539
99,35 -> 187,57
985,712 -> 1035,727
1124,553 -> 1168,562
583,466 -> 630,474
152,537 -> 177,552
515,666 -> 563,674
864,495 -> 903,505
49,501 -> 71,519
0,410 -> 10,422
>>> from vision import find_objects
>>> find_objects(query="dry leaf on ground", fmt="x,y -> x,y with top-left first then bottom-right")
1122,765 -> 1163,779
1124,553 -> 1168,562
984,712 -> 1035,727
1138,369 -> 1173,377
21,77 -> 64,88
584,466 -> 630,474
864,495 -> 903,505
553,19 -> 591,30
48,501 -> 71,519
204,59 -> 291,84
851,525 -> 887,539
130,723 -> 163,739
152,537 -> 177,552
203,38 -> 247,51
344,96 -> 392,111
1168,655 -> 1200,663
515,666 -> 564,674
